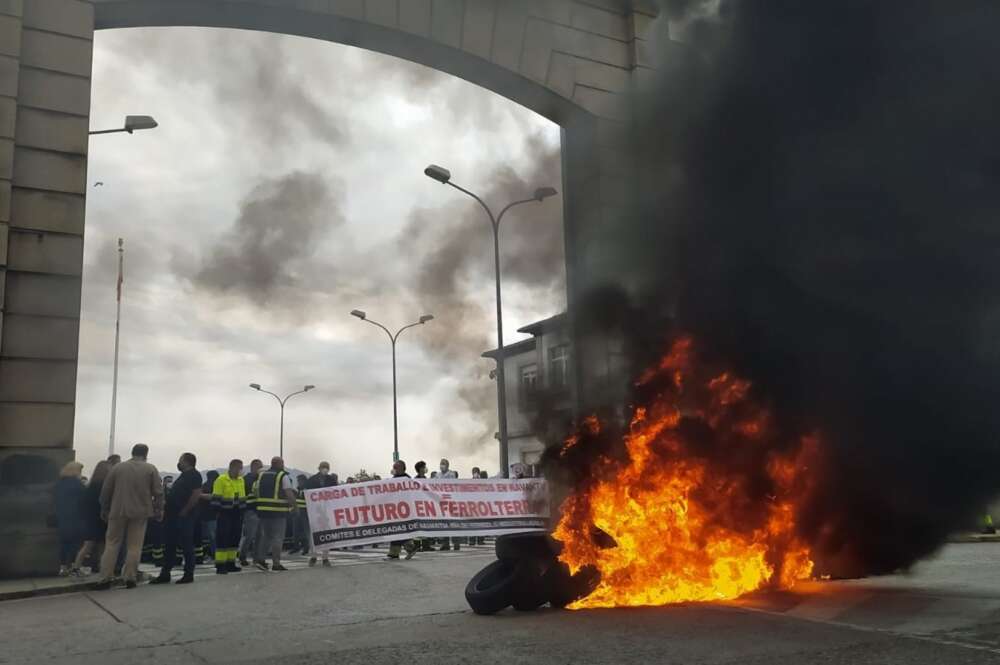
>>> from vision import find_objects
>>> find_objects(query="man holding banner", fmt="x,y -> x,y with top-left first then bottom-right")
387,460 -> 418,560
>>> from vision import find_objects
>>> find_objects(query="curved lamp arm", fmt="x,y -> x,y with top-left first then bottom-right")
446,181 -> 497,228
282,388 -> 313,406
393,319 -> 430,343
359,317 -> 395,345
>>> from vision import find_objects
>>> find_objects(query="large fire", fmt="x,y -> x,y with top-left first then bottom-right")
553,337 -> 817,608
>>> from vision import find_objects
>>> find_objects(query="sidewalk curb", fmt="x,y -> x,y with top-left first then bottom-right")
0,580 -> 99,603
949,534 -> 1000,543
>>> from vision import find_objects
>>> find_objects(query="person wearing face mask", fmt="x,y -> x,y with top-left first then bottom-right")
437,459 -> 460,551
211,459 -> 247,574
304,461 -> 337,567
150,452 -> 202,585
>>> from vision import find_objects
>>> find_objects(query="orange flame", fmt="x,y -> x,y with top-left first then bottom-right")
553,337 -> 816,608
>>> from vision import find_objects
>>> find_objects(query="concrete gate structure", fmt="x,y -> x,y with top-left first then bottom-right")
0,0 -> 671,576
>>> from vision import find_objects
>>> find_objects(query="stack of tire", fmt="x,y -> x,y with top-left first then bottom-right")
464,533 -> 600,614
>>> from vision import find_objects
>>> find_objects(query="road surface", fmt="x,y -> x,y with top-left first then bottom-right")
2,542 -> 1000,664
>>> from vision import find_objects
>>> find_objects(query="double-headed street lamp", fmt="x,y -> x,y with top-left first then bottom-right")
351,310 -> 433,463
89,115 -> 158,135
248,384 -> 316,459
423,164 -> 557,478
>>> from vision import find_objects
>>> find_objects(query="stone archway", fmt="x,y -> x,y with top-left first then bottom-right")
0,0 -> 664,576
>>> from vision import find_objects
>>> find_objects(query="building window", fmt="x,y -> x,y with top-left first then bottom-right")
523,450 -> 543,466
520,364 -> 539,408
549,344 -> 570,389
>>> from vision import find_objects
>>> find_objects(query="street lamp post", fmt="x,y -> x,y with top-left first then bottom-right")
89,115 -> 158,135
92,116 -> 158,459
351,310 -> 434,463
423,164 -> 557,478
248,384 -> 316,459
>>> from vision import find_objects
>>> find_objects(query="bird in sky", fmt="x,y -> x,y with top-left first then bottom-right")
94,181 -> 104,187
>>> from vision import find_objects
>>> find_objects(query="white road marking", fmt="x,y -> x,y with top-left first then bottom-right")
148,545 -> 497,580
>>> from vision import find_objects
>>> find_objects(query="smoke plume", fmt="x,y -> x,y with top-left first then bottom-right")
399,135 -> 565,454
558,0 -> 1000,578
191,171 -> 343,304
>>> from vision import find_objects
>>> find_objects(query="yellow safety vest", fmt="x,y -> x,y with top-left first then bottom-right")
211,474 -> 247,511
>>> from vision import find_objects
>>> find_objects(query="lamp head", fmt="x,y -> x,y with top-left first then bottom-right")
124,115 -> 158,133
350,310 -> 366,320
419,315 -> 434,324
304,385 -> 316,392
534,187 -> 558,201
424,165 -> 451,184
249,383 -> 261,390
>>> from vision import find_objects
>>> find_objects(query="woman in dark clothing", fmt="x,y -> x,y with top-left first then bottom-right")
54,461 -> 85,576
72,460 -> 112,575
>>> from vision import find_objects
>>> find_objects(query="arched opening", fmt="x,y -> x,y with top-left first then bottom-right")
93,0 -> 592,127
77,24 -> 569,479
0,0 -> 653,577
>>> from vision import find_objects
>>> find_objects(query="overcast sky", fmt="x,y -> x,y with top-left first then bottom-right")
78,27 -> 565,478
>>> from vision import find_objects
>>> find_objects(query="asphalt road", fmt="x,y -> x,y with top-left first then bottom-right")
2,543 -> 1000,664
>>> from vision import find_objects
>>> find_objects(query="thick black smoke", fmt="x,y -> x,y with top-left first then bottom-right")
616,1 -> 1000,577
551,1 -> 1000,579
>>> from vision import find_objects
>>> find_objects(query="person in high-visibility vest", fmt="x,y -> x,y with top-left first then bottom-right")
211,459 -> 247,574
292,474 -> 310,554
982,513 -> 996,535
252,456 -> 297,571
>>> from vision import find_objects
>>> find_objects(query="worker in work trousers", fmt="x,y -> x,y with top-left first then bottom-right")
212,459 -> 247,574
253,457 -> 297,571
238,458 -> 263,566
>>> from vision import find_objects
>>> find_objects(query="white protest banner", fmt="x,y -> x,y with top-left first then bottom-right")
305,478 -> 549,549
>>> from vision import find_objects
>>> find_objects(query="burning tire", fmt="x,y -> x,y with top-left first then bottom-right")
545,562 -> 601,609
495,532 -> 561,562
488,534 -> 601,610
465,559 -> 521,615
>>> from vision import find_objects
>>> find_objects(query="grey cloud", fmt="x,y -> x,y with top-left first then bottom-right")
188,170 -> 343,303
210,34 -> 347,148
100,28 -> 348,148
97,26 -> 524,156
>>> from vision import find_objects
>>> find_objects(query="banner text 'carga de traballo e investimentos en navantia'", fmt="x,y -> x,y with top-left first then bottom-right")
305,478 -> 549,548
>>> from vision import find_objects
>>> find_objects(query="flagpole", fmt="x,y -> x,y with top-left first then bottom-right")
109,238 -> 124,458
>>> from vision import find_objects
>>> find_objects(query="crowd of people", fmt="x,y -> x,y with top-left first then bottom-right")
52,444 -> 492,587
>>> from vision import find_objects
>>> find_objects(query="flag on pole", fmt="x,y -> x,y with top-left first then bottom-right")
116,238 -> 124,303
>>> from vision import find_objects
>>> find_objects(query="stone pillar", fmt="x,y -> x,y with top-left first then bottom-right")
0,0 -> 93,578
562,3 -> 670,415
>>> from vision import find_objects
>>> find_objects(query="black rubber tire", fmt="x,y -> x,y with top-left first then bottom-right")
545,562 -> 601,609
495,533 -> 561,561
465,559 -> 519,615
510,558 -> 550,611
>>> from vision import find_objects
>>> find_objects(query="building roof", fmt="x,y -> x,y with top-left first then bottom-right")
481,336 -> 536,360
517,312 -> 567,336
